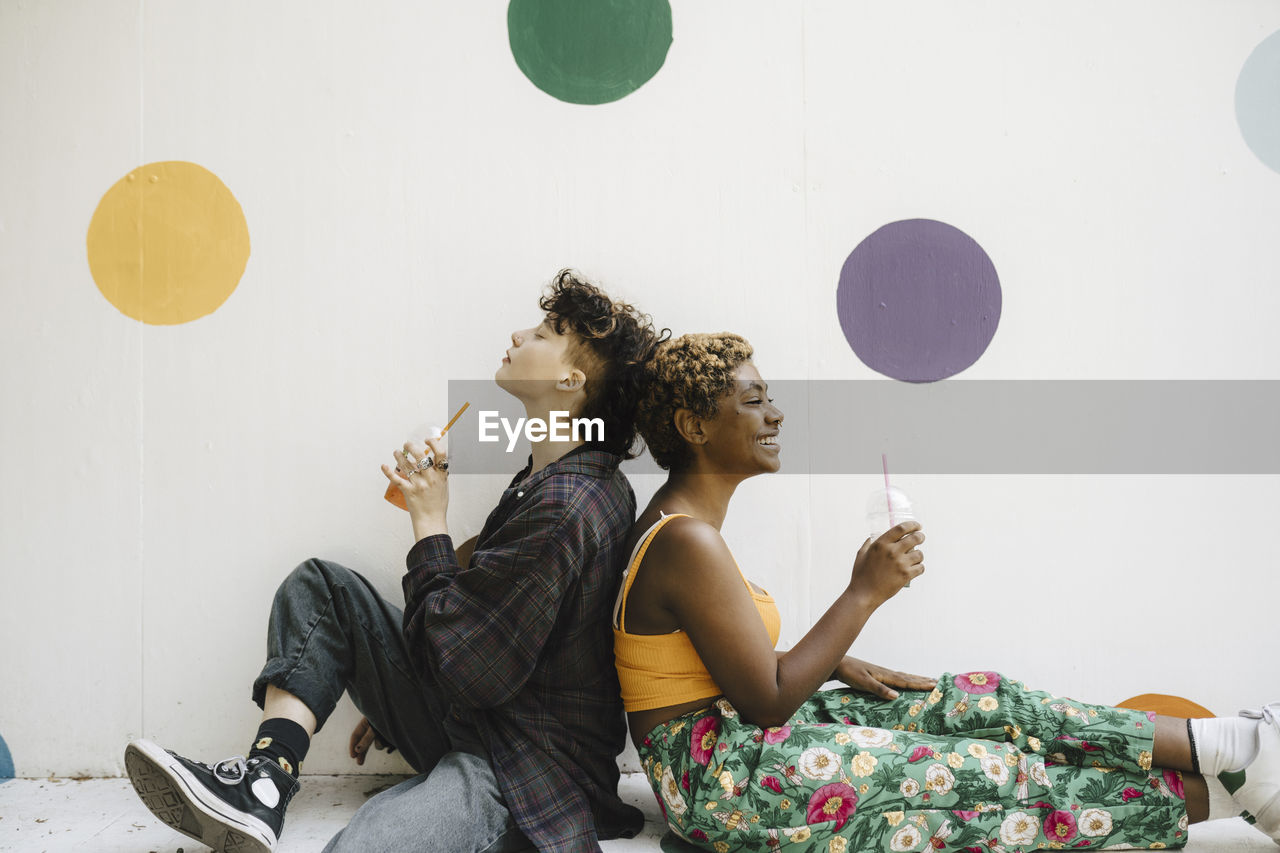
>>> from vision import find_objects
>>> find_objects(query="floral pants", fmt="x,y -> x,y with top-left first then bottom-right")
638,672 -> 1188,852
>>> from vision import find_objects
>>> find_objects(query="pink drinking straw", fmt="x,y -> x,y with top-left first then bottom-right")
882,452 -> 895,527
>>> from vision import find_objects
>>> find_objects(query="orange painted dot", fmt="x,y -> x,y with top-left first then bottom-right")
87,161 -> 249,325
1117,694 -> 1215,719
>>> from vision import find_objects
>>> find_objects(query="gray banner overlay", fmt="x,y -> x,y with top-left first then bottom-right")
442,380 -> 1280,475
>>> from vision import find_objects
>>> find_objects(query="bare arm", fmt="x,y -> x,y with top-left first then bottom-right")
650,518 -> 925,728
772,651 -> 936,699
830,656 -> 937,700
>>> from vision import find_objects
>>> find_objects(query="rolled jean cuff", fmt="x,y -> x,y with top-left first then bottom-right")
252,659 -> 340,734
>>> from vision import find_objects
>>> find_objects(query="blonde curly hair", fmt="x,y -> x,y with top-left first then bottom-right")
637,332 -> 754,470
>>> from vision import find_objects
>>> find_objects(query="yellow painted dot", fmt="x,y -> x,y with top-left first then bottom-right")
87,161 -> 249,325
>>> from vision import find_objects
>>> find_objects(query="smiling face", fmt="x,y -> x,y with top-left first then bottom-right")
695,362 -> 784,476
495,317 -> 587,413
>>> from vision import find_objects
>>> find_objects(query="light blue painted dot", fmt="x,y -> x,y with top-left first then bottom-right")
1236,29 -> 1280,175
0,733 -> 13,781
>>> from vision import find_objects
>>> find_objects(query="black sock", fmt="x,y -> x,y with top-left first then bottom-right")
249,718 -> 309,779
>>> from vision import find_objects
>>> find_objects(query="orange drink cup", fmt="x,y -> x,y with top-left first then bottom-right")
385,402 -> 469,510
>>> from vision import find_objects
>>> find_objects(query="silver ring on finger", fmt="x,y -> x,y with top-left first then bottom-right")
415,456 -> 434,472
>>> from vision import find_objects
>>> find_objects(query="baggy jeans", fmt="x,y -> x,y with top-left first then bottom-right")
251,558 -> 534,853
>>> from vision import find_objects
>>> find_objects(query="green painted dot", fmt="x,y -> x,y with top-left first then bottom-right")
508,0 -> 672,105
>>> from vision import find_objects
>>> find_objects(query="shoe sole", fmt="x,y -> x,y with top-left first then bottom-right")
124,739 -> 276,853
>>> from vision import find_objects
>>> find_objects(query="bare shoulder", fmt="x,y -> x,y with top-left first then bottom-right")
643,515 -> 735,579
625,515 -> 744,633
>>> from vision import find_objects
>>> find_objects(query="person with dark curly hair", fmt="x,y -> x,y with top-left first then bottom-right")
123,271 -> 665,853
615,333 -> 1280,852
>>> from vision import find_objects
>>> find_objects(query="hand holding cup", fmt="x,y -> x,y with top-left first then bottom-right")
848,519 -> 926,607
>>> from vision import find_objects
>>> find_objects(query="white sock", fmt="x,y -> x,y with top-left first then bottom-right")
1229,710 -> 1280,841
1205,773 -> 1243,822
1191,716 -> 1260,776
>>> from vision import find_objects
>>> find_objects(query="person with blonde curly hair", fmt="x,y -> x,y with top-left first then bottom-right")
614,333 -> 1279,851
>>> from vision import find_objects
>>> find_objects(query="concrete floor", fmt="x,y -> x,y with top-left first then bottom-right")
0,774 -> 663,852
0,774 -> 1274,852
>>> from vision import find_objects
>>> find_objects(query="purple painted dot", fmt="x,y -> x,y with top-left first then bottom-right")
836,219 -> 1001,383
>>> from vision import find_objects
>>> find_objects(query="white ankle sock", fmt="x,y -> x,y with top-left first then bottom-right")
1205,772 -> 1243,822
1228,709 -> 1280,841
1191,716 -> 1260,776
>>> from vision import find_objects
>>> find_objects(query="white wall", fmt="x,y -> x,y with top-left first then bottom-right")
2,1 -> 1278,778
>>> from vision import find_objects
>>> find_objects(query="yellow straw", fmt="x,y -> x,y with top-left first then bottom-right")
440,401 -> 470,435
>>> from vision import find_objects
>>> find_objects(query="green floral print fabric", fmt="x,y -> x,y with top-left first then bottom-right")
638,672 -> 1188,852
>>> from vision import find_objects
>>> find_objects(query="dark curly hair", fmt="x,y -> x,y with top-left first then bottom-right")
636,332 -> 755,470
540,269 -> 669,459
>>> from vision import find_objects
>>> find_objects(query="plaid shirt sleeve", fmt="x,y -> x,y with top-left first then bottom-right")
401,491 -> 595,709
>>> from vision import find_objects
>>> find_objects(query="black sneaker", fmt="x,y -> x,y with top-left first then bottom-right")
124,738 -> 298,852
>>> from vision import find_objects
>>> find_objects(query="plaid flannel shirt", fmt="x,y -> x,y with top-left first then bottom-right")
402,446 -> 645,852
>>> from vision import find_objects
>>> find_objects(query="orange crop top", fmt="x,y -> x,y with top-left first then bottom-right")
613,513 -> 782,712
